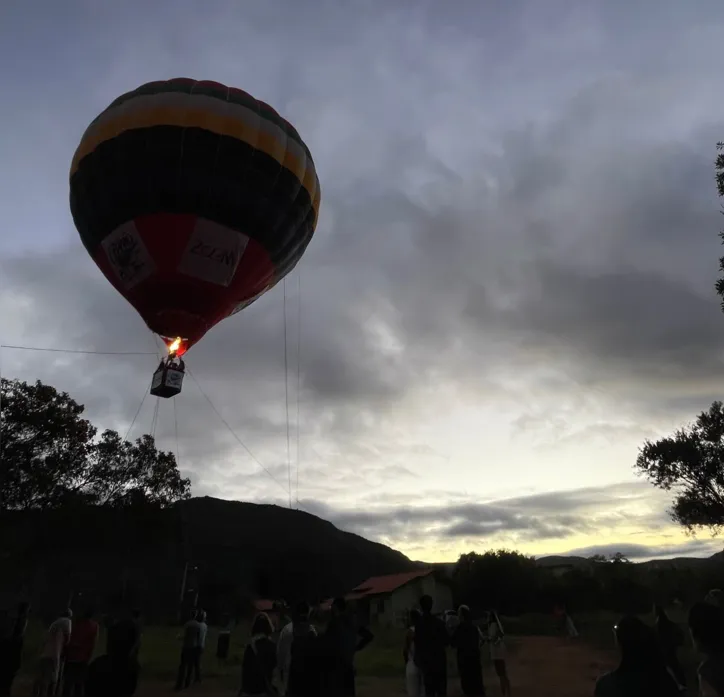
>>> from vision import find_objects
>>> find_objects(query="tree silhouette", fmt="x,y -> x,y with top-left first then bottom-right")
636,401 -> 724,532
715,142 -> 724,307
1,378 -> 190,511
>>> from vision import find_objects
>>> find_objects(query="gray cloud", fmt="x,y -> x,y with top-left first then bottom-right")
562,540 -> 722,561
187,480 -> 718,561
3,0 -> 724,552
299,481 -> 672,549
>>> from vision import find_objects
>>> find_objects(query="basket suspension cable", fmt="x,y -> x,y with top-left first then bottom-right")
125,386 -> 150,442
151,397 -> 161,440
186,366 -> 289,495
296,272 -> 302,509
173,396 -> 180,466
283,278 -> 292,509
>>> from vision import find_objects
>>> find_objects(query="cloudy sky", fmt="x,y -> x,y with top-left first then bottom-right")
2,0 -> 724,562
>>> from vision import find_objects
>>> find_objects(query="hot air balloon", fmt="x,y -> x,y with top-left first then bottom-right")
69,78 -> 321,397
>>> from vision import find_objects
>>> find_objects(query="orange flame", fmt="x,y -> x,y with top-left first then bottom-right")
164,337 -> 187,357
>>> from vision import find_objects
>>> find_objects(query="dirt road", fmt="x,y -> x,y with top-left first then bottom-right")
129,636 -> 616,696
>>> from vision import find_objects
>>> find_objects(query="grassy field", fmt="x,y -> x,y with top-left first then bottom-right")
12,611 -> 703,696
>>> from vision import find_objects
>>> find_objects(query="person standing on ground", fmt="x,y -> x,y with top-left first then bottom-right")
276,607 -> 293,694
280,600 -> 320,697
404,609 -> 425,697
445,611 -> 459,638
564,610 -> 579,639
414,595 -> 448,697
487,611 -> 511,697
33,609 -> 72,697
193,610 -> 208,684
217,614 -> 232,661
106,607 -> 141,697
321,597 -> 373,697
654,605 -> 686,690
553,604 -> 565,635
594,615 -> 679,697
270,602 -> 288,644
0,601 -> 30,697
706,589 -> 723,609
63,607 -> 99,697
273,602 -> 292,661
689,601 -> 724,697
451,605 -> 485,696
175,610 -> 202,691
239,613 -> 277,697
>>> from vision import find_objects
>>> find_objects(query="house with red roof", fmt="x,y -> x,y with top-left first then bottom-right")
324,569 -> 453,627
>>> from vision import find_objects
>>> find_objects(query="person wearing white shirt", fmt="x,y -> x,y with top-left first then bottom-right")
195,611 -> 208,684
33,609 -> 72,697
175,610 -> 202,691
403,609 -> 424,697
487,611 -> 511,697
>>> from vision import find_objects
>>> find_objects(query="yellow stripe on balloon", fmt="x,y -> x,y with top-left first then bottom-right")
71,99 -> 319,217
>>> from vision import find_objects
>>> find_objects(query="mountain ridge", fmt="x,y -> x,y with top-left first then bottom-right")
0,496 -> 417,618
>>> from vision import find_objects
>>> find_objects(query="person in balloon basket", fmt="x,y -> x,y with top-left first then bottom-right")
414,595 -> 449,697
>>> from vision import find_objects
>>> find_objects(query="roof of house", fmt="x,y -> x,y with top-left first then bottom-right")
319,570 -> 439,610
350,569 -> 434,598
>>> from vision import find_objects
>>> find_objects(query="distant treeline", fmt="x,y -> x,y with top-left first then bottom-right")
451,550 -> 724,616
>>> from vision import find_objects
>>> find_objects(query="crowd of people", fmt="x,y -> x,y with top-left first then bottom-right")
0,604 -> 141,697
239,594 -> 508,697
240,596 -> 374,696
0,589 -> 722,696
594,597 -> 724,696
237,594 -> 508,697
401,598 -> 510,697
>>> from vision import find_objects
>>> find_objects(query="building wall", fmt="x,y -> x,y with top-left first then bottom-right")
370,575 -> 453,627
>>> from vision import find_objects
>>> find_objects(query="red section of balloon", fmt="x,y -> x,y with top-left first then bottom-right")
93,214 -> 274,351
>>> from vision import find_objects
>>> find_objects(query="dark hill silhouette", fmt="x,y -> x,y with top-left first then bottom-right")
176,496 -> 415,603
535,553 -> 721,569
0,497 -> 415,620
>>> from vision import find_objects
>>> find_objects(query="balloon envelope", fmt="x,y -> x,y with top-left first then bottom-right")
69,78 -> 321,353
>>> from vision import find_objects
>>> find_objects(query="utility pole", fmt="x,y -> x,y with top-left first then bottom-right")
178,562 -> 189,624
178,562 -> 198,623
